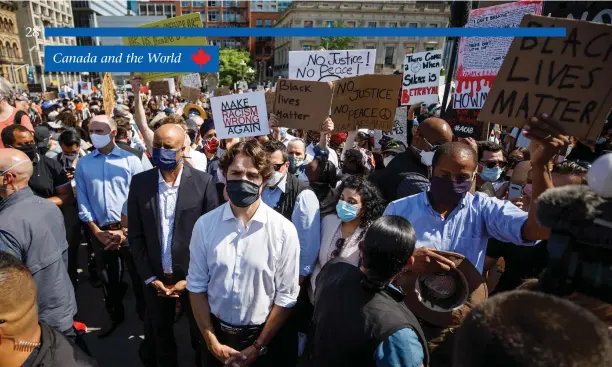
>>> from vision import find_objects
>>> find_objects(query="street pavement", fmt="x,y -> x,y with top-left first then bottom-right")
74,243 -> 195,367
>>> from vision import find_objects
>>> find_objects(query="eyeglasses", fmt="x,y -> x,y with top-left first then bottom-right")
480,160 -> 508,169
272,163 -> 285,171
422,137 -> 439,152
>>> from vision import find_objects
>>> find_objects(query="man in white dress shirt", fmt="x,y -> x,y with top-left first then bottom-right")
187,139 -> 300,367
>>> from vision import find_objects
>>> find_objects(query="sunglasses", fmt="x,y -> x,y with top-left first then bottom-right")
480,160 -> 508,169
272,163 -> 285,171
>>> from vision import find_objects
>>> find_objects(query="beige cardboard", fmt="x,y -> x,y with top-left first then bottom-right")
149,81 -> 170,96
330,74 -> 402,131
479,15 -> 612,141
214,87 -> 231,97
265,90 -> 275,114
102,73 -> 115,117
182,86 -> 201,103
273,79 -> 333,130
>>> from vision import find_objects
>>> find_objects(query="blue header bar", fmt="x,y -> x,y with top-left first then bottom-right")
44,27 -> 567,38
44,46 -> 219,73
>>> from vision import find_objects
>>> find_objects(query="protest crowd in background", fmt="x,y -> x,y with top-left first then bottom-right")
2,3 -> 612,367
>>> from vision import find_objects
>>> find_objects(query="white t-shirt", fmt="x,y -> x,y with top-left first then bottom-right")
510,127 -> 531,148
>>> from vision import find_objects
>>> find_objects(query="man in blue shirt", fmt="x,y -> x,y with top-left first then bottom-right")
384,114 -> 568,273
75,114 -> 145,337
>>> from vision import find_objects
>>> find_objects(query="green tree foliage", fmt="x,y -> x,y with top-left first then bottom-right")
318,21 -> 357,50
219,49 -> 255,87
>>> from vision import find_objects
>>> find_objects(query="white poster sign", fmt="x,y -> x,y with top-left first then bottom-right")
164,78 -> 176,95
400,50 -> 442,106
373,107 -> 408,148
73,82 -> 92,95
210,91 -> 270,140
181,73 -> 202,88
289,49 -> 376,81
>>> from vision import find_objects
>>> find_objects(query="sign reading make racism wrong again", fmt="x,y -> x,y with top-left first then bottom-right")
210,92 -> 270,140
479,15 -> 612,141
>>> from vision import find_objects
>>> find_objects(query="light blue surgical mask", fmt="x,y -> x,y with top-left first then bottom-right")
336,200 -> 360,222
280,127 -> 288,139
479,166 -> 503,182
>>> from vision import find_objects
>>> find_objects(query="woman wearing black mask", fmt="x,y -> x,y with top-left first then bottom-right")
305,156 -> 340,217
0,124 -> 73,207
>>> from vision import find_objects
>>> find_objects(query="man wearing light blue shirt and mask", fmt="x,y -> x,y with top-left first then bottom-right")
384,114 -> 568,274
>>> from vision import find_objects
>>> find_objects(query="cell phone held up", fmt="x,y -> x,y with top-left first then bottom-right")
508,183 -> 523,201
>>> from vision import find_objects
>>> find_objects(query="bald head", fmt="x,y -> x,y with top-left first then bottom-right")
418,117 -> 453,144
154,123 -> 185,150
0,148 -> 33,186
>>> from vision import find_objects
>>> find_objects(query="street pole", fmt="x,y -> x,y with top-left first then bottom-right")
10,63 -> 17,87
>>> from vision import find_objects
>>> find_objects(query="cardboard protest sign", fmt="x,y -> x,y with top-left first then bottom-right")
214,87 -> 231,97
401,50 -> 442,106
454,1 -> 543,109
123,13 -> 206,82
182,86 -> 200,103
149,80 -> 170,96
444,104 -> 487,139
289,49 -> 376,82
210,91 -> 270,140
373,107 -> 408,148
273,79 -> 333,131
265,90 -> 275,113
102,73 -> 115,116
331,74 -> 402,131
479,15 -> 612,141
43,91 -> 58,101
182,73 -> 202,88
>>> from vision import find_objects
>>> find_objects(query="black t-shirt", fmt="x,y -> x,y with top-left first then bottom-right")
369,149 -> 428,202
487,239 -> 548,293
29,154 -> 70,199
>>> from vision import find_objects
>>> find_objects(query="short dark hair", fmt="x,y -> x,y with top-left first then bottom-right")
115,116 -> 131,140
432,142 -> 478,169
219,139 -> 274,182
552,160 -> 589,175
509,147 -> 530,161
453,290 -> 612,367
264,140 -> 288,163
308,156 -> 337,185
361,215 -> 416,280
0,251 -> 37,320
58,129 -> 81,147
1,124 -> 31,146
477,141 -> 504,161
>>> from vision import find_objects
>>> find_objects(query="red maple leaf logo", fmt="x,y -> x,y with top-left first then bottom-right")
192,48 -> 211,69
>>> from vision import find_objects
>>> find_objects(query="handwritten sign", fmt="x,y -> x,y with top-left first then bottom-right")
214,86 -> 231,97
182,86 -> 200,102
289,49 -> 376,82
454,1 -> 543,109
210,91 -> 270,140
479,15 -> 612,141
149,80 -> 170,96
331,74 -> 402,131
401,50 -> 442,106
122,13 -> 206,82
182,73 -> 202,88
373,107 -> 408,148
273,79 -> 333,130
265,90 -> 275,112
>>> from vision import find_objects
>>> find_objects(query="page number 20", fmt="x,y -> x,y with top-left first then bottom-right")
25,27 -> 40,38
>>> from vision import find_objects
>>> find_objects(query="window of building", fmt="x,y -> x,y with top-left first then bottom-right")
384,46 -> 394,66
429,23 -> 438,28
208,1 -> 218,6
264,47 -> 271,55
209,39 -> 219,46
409,23 -> 418,28
156,4 -> 163,14
368,21 -> 377,28
236,13 -> 241,21
181,1 -> 190,6
164,5 -> 171,13
193,1 -> 204,6
223,0 -> 234,7
140,4 -> 147,13
365,45 -> 376,50
223,11 -> 235,21
346,21 -> 356,28
236,41 -> 241,48
304,20 -> 313,28
256,47 -> 263,55
208,11 -> 219,21
264,19 -> 272,27
326,21 -> 334,28
256,19 -> 263,27
389,22 -> 398,28
256,4 -> 262,11
425,46 -> 435,51
303,45 -> 312,50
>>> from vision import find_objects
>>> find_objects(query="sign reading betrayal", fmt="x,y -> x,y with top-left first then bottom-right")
401,50 -> 442,106
289,50 -> 376,81
479,15 -> 612,141
44,46 -> 219,73
331,74 -> 402,131
210,91 -> 270,140
274,79 -> 333,130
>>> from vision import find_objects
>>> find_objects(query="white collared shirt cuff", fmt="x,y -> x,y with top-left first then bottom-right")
274,293 -> 298,308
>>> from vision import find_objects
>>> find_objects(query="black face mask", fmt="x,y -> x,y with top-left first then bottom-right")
226,179 -> 260,208
17,144 -> 38,161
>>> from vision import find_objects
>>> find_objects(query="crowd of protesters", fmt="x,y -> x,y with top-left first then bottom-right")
0,73 -> 611,367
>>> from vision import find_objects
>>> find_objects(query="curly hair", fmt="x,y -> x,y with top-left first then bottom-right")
219,139 -> 274,183
332,175 -> 386,258
58,110 -> 78,128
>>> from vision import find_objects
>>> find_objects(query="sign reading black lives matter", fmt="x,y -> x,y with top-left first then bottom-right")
210,91 -> 270,140
479,15 -> 612,141
331,74 -> 403,131
289,50 -> 376,81
273,79 -> 334,131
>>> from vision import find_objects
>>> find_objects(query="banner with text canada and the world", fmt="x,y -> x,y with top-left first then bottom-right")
289,49 -> 376,82
401,50 -> 442,106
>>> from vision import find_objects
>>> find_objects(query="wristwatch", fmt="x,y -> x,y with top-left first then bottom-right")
253,340 -> 268,356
